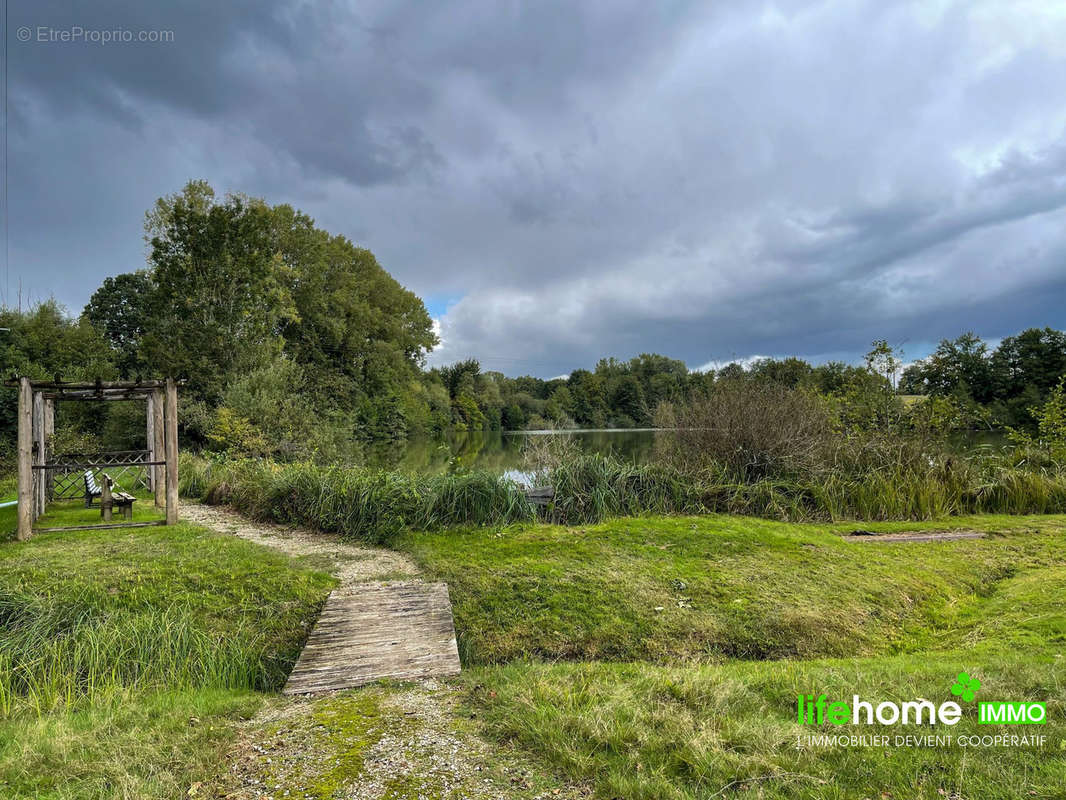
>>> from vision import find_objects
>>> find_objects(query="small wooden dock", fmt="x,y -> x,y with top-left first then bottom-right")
283,581 -> 461,695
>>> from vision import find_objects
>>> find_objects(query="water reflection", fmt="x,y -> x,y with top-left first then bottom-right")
361,429 -> 661,474
356,427 -> 1008,475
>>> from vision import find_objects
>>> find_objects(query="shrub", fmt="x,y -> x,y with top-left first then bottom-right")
654,380 -> 834,480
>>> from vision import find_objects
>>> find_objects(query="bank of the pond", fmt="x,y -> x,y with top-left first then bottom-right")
179,451 -> 1066,544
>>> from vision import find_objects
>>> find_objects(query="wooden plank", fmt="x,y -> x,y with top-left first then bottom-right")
17,378 -> 33,540
284,582 -> 461,695
33,460 -> 166,470
32,520 -> 167,533
7,380 -> 170,390
164,378 -> 179,524
42,392 -> 153,401
153,388 -> 166,508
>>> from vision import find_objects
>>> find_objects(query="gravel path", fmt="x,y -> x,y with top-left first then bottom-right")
181,503 -> 420,591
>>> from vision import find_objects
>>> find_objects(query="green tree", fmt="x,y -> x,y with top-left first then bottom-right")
906,333 -> 993,402
141,187 -> 292,402
83,270 -> 155,377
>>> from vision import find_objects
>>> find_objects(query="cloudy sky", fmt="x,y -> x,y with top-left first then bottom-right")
5,0 -> 1066,376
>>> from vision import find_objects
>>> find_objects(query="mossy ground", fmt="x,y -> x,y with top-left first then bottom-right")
213,682 -> 587,800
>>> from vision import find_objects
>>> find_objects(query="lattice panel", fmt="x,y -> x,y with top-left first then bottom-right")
48,450 -> 152,500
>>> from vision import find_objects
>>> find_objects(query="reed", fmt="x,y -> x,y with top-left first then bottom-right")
180,443 -> 1066,542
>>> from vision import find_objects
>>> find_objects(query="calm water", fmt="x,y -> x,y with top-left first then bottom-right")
359,427 -> 1010,475
361,429 -> 662,474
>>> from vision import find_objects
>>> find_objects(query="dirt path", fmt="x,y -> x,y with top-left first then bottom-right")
186,503 -> 581,800
181,503 -> 420,591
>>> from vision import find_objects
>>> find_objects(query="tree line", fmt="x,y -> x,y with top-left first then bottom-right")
1,180 -> 1063,461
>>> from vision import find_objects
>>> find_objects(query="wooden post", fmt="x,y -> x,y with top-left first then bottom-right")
100,474 -> 113,522
16,378 -> 33,540
146,394 -> 154,492
43,399 -> 54,502
164,378 -> 178,524
152,389 -> 166,508
32,391 -> 45,517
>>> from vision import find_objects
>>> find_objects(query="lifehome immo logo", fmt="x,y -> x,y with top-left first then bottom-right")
797,672 -> 1046,728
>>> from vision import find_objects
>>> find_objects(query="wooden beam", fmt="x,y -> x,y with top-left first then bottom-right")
164,378 -> 179,524
43,399 -> 54,502
17,378 -> 33,540
146,393 -> 155,492
6,379 -> 169,390
33,460 -> 165,470
152,388 -> 166,508
32,391 -> 45,517
33,520 -> 167,533
42,391 -> 152,401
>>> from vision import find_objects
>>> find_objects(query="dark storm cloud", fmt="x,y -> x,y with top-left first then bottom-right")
6,0 -> 1066,375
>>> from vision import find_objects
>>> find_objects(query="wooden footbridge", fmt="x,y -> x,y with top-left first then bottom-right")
283,581 -> 461,695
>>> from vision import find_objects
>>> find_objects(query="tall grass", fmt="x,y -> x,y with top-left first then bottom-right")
182,448 -> 1066,539
0,586 -> 272,716
181,454 -> 535,544
0,521 -> 332,716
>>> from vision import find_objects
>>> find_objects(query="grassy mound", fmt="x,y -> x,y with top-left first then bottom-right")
0,520 -> 334,713
463,653 -> 1065,800
397,514 -> 1066,664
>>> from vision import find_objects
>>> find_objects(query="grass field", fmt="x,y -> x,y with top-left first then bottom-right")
396,514 -> 1066,664
0,515 -> 334,798
463,653 -> 1066,800
395,513 -> 1066,798
3,494 -> 1064,798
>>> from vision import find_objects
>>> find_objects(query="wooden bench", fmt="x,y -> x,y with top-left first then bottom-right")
98,473 -> 135,521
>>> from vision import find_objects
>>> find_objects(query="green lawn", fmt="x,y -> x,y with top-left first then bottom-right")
463,653 -> 1066,800
5,498 -> 1065,799
396,514 -> 1066,664
395,513 -> 1066,798
0,516 -> 334,798
0,492 -> 165,541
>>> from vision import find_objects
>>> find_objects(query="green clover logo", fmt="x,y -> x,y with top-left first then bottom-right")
950,672 -> 980,702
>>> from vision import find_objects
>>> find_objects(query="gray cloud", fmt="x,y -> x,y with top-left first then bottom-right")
6,0 -> 1066,375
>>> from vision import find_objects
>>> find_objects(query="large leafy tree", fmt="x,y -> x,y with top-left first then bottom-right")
0,302 -> 118,444
83,270 -> 155,377
902,333 -> 994,403
141,188 -> 291,402
270,203 -> 435,411
83,181 -> 436,440
991,327 -> 1066,399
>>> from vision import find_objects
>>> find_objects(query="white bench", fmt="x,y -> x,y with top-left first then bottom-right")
84,470 -> 101,507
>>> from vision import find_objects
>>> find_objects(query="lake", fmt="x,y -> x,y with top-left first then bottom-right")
361,429 -> 662,474
358,427 -> 1011,475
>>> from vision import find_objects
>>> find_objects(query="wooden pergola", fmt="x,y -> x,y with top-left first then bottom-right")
10,378 -> 180,540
